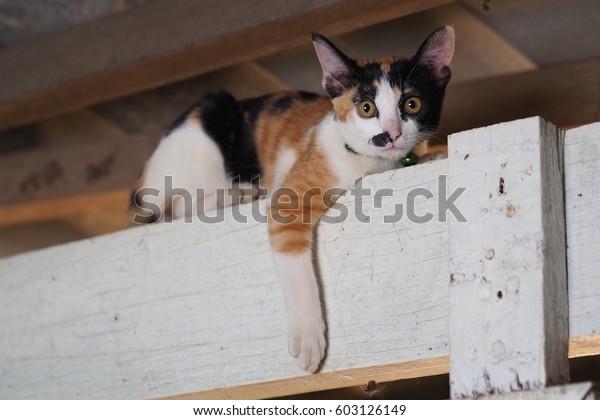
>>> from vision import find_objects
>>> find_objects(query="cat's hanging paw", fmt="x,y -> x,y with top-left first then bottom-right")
288,321 -> 326,373
418,151 -> 448,163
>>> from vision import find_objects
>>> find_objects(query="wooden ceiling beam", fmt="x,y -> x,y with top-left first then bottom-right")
0,0 -> 453,132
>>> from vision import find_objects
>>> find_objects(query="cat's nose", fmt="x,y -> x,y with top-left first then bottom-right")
383,121 -> 402,141
386,129 -> 401,141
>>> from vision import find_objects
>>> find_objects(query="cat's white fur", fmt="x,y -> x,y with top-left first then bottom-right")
141,119 -> 259,219
272,148 -> 300,191
273,250 -> 325,372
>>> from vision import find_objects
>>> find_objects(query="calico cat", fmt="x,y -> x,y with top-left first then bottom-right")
133,26 -> 455,372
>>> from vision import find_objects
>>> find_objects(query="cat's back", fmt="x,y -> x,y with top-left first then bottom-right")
242,91 -> 331,156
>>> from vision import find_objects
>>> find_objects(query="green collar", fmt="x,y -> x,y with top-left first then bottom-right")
400,151 -> 418,167
344,143 -> 418,167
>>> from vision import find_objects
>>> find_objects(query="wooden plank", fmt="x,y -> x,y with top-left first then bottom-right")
440,58 -> 600,137
0,189 -> 130,228
257,1 -> 536,92
447,117 -> 569,398
0,160 -> 451,399
481,382 -> 598,400
1,120 -> 600,399
0,126 -> 159,207
569,335 -> 600,359
91,62 -> 292,135
167,357 -> 450,400
461,0 -> 600,67
564,123 -> 600,338
0,0 -> 452,131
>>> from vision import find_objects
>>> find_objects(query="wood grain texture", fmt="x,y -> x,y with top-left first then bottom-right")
0,0 -> 452,131
0,189 -> 130,228
447,117 -> 569,398
0,161 -> 452,399
167,357 -> 450,400
0,127 -> 159,207
480,382 -> 598,400
0,121 -> 599,399
564,123 -> 600,338
569,334 -> 600,359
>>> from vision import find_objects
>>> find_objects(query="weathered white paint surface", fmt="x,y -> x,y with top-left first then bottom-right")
447,117 -> 569,399
1,119 -> 599,399
0,160 -> 451,399
482,382 -> 598,400
564,123 -> 600,338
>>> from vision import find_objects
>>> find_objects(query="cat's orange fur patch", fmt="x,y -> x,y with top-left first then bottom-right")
356,56 -> 404,73
332,88 -> 356,123
268,133 -> 339,254
255,93 -> 332,190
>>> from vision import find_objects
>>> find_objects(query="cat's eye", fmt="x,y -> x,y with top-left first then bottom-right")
357,100 -> 377,118
404,97 -> 422,115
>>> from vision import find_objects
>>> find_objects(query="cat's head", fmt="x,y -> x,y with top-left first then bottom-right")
312,26 -> 454,161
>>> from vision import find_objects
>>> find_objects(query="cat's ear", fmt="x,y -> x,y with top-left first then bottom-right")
312,33 -> 356,98
414,25 -> 455,87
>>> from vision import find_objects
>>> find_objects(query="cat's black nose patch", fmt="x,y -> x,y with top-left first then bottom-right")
370,132 -> 392,147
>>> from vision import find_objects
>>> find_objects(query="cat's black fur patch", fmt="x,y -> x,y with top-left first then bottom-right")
270,95 -> 295,115
298,91 -> 320,101
356,82 -> 378,102
240,95 -> 268,131
269,92 -> 322,115
391,60 -> 449,133
358,63 -> 385,87
370,132 -> 391,147
202,91 -> 262,184
167,90 -> 262,184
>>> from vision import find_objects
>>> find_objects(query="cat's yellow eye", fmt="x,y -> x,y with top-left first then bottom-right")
357,100 -> 377,118
404,97 -> 422,115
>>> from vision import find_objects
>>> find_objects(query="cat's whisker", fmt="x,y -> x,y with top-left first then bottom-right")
402,62 -> 419,90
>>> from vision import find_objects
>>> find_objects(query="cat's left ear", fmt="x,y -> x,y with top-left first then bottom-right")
312,33 -> 356,98
414,25 -> 455,87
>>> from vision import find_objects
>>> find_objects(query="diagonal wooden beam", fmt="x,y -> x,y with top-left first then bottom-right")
0,0 -> 453,132
439,57 -> 600,138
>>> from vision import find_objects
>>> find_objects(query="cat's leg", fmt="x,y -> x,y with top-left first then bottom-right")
272,250 -> 326,372
418,150 -> 447,163
268,173 -> 334,372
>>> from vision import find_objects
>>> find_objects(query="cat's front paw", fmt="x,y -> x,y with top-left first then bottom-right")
288,321 -> 326,373
418,151 -> 447,163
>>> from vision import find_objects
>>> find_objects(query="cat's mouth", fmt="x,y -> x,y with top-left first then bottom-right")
381,143 -> 410,160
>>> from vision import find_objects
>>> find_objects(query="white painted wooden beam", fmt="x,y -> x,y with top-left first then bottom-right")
0,161 -> 452,399
0,119 -> 599,399
482,382 -> 598,400
447,117 -> 569,399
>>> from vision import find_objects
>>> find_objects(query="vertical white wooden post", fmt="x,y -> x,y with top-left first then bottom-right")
564,123 -> 600,339
447,117 -> 569,398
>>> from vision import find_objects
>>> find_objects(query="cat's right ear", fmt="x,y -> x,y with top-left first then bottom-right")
414,25 -> 455,87
312,33 -> 355,98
